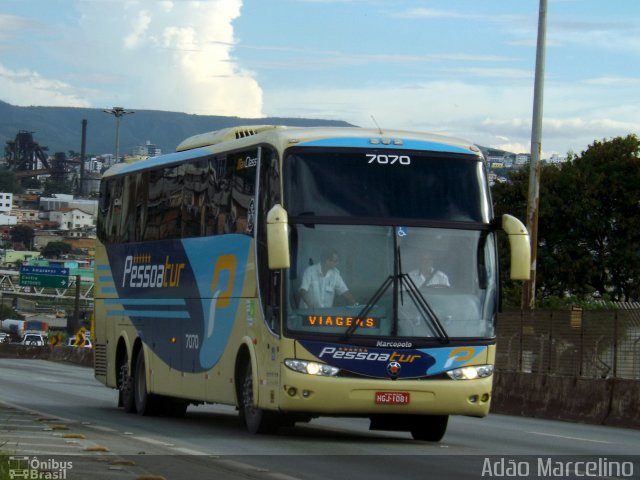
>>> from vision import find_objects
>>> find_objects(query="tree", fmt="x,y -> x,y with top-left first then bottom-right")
20,177 -> 42,190
572,135 -> 640,301
492,134 -> 640,305
43,177 -> 74,196
0,167 -> 24,194
10,225 -> 35,250
42,241 -> 72,258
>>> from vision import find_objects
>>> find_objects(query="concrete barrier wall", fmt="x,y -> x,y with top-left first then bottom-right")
492,372 -> 640,430
0,344 -> 93,367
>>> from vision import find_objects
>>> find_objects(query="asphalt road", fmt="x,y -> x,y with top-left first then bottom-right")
1,358 -> 639,480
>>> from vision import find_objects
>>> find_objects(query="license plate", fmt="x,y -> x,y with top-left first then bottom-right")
375,391 -> 410,405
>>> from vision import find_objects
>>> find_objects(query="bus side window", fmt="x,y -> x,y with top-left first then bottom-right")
121,174 -> 139,243
106,178 -> 123,243
208,155 -> 231,236
257,148 -> 281,333
182,159 -> 208,238
160,164 -> 183,240
97,179 -> 111,242
226,149 -> 257,235
202,159 -> 218,236
144,169 -> 164,241
134,172 -> 149,242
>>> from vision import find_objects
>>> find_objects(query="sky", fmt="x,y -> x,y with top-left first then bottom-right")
0,0 -> 638,157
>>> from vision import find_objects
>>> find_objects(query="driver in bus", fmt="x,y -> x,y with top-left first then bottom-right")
298,249 -> 357,309
407,252 -> 450,288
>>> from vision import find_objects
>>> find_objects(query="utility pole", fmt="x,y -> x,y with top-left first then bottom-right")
79,119 -> 87,196
522,0 -> 548,310
103,107 -> 134,163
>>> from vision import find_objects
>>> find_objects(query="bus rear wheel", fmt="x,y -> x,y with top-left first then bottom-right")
410,415 -> 449,442
134,352 -> 160,416
118,353 -> 135,413
240,362 -> 278,434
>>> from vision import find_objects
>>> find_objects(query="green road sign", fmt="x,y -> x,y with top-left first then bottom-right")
19,273 -> 69,288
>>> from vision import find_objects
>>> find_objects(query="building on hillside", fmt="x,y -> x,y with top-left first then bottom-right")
133,141 -> 162,158
49,208 -> 94,231
13,193 -> 40,209
0,193 -> 13,213
63,235 -> 96,256
39,195 -> 98,219
39,194 -> 74,212
2,250 -> 41,268
546,153 -> 568,165
84,158 -> 105,173
0,215 -> 17,227
0,192 -> 17,227
13,209 -> 40,224
33,230 -> 63,250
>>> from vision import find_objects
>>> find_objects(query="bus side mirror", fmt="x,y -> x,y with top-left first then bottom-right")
266,204 -> 290,269
502,214 -> 531,280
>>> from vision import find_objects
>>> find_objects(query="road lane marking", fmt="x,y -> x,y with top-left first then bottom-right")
134,435 -> 175,447
171,446 -> 209,455
86,424 -> 119,433
528,431 -> 613,444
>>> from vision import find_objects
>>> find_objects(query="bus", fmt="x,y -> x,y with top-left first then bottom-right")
94,125 -> 530,441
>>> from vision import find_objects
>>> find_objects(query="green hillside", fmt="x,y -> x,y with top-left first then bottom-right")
0,100 -> 352,157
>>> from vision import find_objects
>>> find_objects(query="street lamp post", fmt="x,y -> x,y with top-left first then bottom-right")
103,107 -> 134,163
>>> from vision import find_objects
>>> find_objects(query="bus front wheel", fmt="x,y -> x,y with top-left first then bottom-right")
240,362 -> 278,434
410,415 -> 449,442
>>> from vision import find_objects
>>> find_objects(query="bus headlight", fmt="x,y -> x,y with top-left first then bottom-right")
284,359 -> 339,377
446,364 -> 494,380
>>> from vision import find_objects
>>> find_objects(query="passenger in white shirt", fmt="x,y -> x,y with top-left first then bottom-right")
299,249 -> 357,308
407,252 -> 450,288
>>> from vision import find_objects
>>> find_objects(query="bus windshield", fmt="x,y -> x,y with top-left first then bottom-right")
283,147 -> 490,222
285,225 -> 498,340
283,147 -> 498,341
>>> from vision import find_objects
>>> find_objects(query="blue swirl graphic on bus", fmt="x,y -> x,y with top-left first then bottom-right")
106,235 -> 250,372
183,235 -> 250,369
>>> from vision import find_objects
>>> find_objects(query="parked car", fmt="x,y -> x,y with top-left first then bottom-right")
0,332 -> 9,343
19,332 -> 45,346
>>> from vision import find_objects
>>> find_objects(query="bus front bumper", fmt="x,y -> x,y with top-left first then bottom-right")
277,368 -> 493,417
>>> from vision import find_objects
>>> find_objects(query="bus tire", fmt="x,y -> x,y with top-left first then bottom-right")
410,415 -> 449,442
134,352 -> 158,416
118,354 -> 136,413
240,362 -> 278,434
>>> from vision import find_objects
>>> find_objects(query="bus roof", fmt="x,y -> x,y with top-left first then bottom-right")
102,125 -> 482,179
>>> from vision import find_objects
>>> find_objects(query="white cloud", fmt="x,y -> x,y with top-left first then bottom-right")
124,10 -> 152,49
0,65 -> 90,107
263,76 -> 640,156
2,0 -> 263,117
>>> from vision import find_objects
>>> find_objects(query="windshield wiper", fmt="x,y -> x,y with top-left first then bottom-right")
398,273 -> 449,344
342,272 -> 449,344
343,276 -> 393,340
396,240 -> 448,343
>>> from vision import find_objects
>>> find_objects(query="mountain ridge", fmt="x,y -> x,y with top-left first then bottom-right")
0,101 -> 514,160
0,100 -> 353,157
